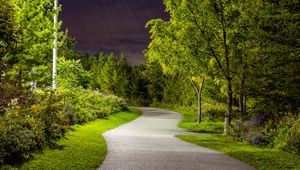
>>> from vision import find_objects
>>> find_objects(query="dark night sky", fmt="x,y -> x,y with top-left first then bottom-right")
59,0 -> 169,65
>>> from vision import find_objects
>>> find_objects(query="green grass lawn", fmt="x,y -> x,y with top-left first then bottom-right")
178,112 -> 223,133
168,106 -> 300,170
169,106 -> 224,133
177,134 -> 300,170
8,108 -> 142,170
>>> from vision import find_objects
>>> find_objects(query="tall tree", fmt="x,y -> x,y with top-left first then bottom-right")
244,0 -> 300,114
143,62 -> 165,103
89,53 -> 108,90
146,0 -> 245,130
0,0 -> 18,74
115,53 -> 130,98
128,64 -> 149,105
4,0 -> 62,87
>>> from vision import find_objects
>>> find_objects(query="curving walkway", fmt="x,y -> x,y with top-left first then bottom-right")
98,107 -> 255,170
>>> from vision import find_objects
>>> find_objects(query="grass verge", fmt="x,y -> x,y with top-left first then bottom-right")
155,104 -> 224,133
177,134 -> 300,170
9,108 -> 142,170
178,111 -> 223,133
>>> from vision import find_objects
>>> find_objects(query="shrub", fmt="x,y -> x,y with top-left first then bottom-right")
0,109 -> 46,165
238,114 -> 275,146
55,87 -> 127,124
0,87 -> 127,166
202,102 -> 227,121
265,115 -> 300,155
32,90 -> 70,144
236,113 -> 300,155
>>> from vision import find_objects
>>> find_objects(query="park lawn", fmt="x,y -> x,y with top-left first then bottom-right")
9,108 -> 142,170
177,134 -> 300,170
177,109 -> 223,133
178,112 -> 223,133
156,104 -> 224,133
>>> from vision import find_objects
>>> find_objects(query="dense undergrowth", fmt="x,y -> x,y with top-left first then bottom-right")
6,108 -> 141,170
0,87 -> 127,166
154,102 -> 300,156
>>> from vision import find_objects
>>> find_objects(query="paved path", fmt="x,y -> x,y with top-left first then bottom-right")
98,107 -> 255,170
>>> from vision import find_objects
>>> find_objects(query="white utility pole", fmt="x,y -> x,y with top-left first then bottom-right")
52,0 -> 58,90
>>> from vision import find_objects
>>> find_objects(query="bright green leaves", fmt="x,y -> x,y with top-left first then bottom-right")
57,57 -> 90,89
3,0 -> 63,86
89,53 -> 131,98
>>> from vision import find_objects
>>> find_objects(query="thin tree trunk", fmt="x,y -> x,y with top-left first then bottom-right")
197,91 -> 201,124
239,95 -> 243,119
189,76 -> 205,124
243,96 -> 246,113
239,68 -> 246,117
224,77 -> 233,136
197,78 -> 205,124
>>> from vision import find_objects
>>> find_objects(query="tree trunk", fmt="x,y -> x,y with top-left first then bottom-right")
224,77 -> 233,135
239,94 -> 243,119
197,91 -> 201,124
188,76 -> 205,124
239,71 -> 246,118
243,96 -> 247,113
197,78 -> 205,124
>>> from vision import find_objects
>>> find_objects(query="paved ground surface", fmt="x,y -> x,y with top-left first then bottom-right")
98,107 -> 255,170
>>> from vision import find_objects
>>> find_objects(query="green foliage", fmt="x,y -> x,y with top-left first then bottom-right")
0,90 -> 68,165
0,87 -> 128,166
57,55 -> 127,123
265,115 -> 300,155
0,109 -> 46,165
143,62 -> 165,102
127,64 -> 149,106
33,90 -> 69,144
13,108 -> 142,170
89,53 -> 131,98
229,113 -> 300,155
61,88 -> 127,124
0,0 -> 132,167
154,103 -> 224,133
57,57 -> 90,89
145,0 -> 300,136
0,0 -> 18,67
3,0 -> 63,85
115,54 -> 131,98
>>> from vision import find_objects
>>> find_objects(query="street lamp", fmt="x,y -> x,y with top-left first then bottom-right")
52,0 -> 58,90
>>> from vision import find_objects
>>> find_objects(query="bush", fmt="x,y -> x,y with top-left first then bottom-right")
32,90 -> 70,143
0,86 -> 128,166
0,109 -> 46,165
265,115 -> 300,154
60,88 -> 127,124
238,114 -> 275,146
235,113 -> 300,155
0,90 -> 69,166
202,102 -> 227,121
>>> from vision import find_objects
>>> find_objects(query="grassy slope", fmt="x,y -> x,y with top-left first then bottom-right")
10,108 -> 142,170
177,135 -> 300,170
172,106 -> 300,170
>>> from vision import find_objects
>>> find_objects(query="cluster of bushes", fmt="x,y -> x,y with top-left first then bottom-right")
155,100 -> 300,156
0,88 -> 127,166
234,114 -> 300,155
1,0 -> 130,166
60,88 -> 127,124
